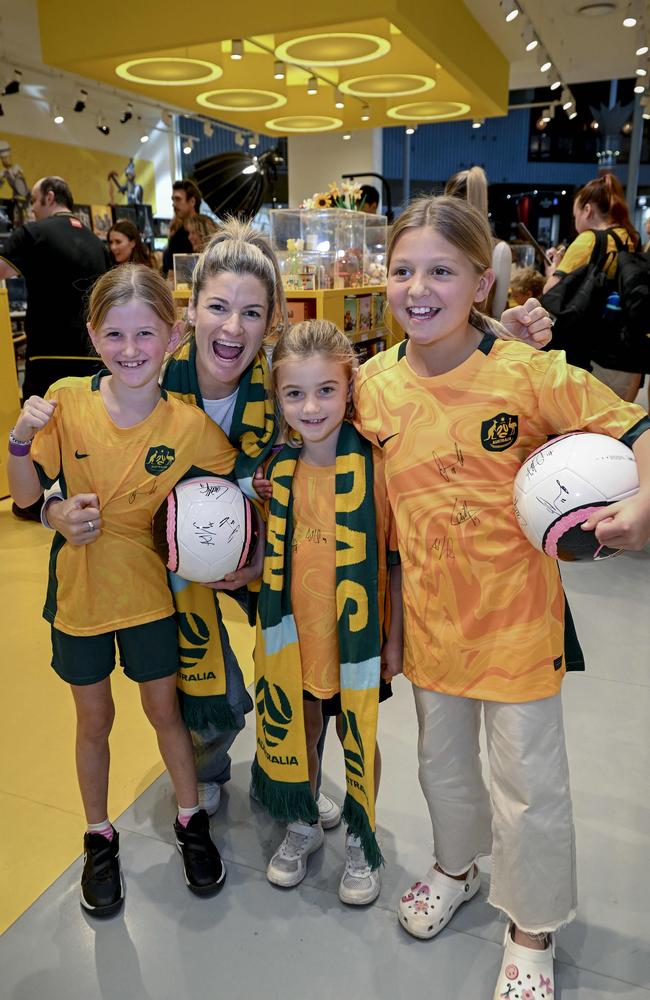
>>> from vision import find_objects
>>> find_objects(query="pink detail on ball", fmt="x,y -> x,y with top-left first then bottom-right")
543,504 -> 605,559
166,490 -> 178,572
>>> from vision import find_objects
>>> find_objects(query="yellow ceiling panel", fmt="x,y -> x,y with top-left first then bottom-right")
37,1 -> 508,134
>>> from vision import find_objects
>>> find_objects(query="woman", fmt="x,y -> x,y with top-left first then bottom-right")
44,219 -> 555,818
444,166 -> 512,319
108,218 -> 156,268
543,173 -> 642,402
186,213 -> 218,252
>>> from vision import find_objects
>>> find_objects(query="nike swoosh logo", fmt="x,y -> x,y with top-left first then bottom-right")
377,433 -> 399,448
75,450 -> 89,459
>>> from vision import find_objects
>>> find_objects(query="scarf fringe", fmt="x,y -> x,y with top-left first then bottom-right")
251,759 -> 319,824
178,691 -> 238,733
343,794 -> 384,870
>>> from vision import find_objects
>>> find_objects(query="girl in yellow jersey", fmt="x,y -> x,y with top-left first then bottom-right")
8,266 -> 238,916
354,196 -> 650,999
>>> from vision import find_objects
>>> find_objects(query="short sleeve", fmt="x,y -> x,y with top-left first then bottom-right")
0,225 -> 32,277
554,232 -> 595,277
192,412 -> 238,477
30,388 -> 63,489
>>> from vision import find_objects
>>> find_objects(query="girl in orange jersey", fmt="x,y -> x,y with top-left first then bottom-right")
354,195 -> 650,999
8,265 -> 238,916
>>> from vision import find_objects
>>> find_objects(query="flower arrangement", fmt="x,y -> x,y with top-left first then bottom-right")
300,180 -> 364,211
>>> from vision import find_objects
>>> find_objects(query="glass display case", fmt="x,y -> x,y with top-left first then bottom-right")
173,253 -> 200,291
270,208 -> 387,290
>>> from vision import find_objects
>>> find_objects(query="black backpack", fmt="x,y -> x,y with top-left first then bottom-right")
540,228 -> 650,373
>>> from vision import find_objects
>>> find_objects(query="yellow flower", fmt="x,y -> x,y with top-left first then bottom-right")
315,193 -> 332,208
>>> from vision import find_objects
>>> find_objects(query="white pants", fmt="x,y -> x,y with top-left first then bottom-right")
413,686 -> 577,934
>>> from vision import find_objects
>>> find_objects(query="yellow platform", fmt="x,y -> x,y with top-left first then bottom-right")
0,498 -> 254,933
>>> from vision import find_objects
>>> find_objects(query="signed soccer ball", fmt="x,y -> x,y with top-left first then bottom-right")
513,433 -> 638,561
153,477 -> 258,583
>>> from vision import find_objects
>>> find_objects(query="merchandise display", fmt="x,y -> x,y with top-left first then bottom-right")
173,252 -> 200,290
270,208 -> 387,291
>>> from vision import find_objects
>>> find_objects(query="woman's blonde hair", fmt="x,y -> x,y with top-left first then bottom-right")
87,263 -> 175,330
186,213 -> 218,250
189,216 -> 287,340
509,266 -> 545,301
272,319 -> 357,444
444,166 -> 489,220
387,194 -> 504,336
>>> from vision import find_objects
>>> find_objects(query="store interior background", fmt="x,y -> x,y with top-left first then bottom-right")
0,2 -> 649,997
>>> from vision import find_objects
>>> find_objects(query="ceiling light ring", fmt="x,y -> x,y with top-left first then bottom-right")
115,57 -> 223,86
196,89 -> 287,111
274,33 -> 391,67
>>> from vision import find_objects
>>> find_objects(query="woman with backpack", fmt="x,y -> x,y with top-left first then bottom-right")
543,173 -> 643,402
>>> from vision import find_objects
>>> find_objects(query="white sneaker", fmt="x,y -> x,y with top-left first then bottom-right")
197,781 -> 221,817
317,791 -> 341,830
338,834 -> 381,905
266,821 -> 324,887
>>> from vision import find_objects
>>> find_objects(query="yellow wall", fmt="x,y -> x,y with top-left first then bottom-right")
0,133 -> 156,212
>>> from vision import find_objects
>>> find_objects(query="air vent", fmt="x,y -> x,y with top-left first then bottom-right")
567,1 -> 618,16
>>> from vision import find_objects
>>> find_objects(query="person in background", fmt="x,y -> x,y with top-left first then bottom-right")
643,215 -> 650,254
543,173 -> 643,402
162,179 -> 201,277
444,166 -> 512,319
108,218 -> 156,268
186,213 -> 218,252
357,184 -> 380,214
510,266 -> 546,306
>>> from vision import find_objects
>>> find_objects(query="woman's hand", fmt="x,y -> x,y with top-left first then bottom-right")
545,245 -> 565,275
205,507 -> 266,590
500,298 -> 554,348
14,396 -> 56,441
582,495 -> 650,552
380,634 -> 403,680
46,494 -> 102,545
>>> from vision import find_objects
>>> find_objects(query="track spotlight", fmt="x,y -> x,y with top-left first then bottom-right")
234,131 -> 245,147
360,103 -> 370,121
538,53 -> 552,73
248,133 -> 259,149
231,39 -> 243,60
550,76 -> 562,91
140,132 -> 149,143
636,67 -> 647,76
96,115 -> 110,135
334,89 -> 344,109
501,0 -> 519,22
203,121 -> 214,138
4,69 -> 22,96
523,27 -> 538,52
472,117 -> 484,128
568,110 -> 578,119
405,126 -> 416,134
541,107 -> 552,123
53,105 -> 64,124
561,89 -> 573,110
307,75 -> 318,95
120,102 -> 133,124
73,89 -> 87,113
274,60 -> 285,80
182,137 -> 194,155
636,31 -> 649,56
342,133 -> 351,140
634,82 -> 646,93
623,9 -> 637,28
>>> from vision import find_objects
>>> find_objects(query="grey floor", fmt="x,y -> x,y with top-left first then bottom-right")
2,548 -> 649,1000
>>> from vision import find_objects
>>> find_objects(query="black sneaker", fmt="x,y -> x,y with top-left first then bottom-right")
174,809 -> 226,895
80,828 -> 124,916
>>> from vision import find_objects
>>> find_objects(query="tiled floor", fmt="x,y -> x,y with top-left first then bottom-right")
1,543 -> 649,999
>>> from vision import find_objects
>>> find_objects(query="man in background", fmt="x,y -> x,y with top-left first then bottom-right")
162,178 -> 202,277
357,184 -> 380,214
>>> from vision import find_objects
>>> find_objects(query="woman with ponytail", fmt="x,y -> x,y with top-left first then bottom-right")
543,173 -> 642,400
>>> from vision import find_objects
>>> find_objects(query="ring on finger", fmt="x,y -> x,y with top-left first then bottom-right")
86,520 -> 94,533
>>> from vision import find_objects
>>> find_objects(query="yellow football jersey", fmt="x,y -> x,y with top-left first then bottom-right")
32,374 -> 238,636
355,335 -> 650,702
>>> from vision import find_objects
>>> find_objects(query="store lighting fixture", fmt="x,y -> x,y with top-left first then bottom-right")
623,14 -> 637,28
4,69 -> 22,96
53,105 -> 64,124
231,39 -> 243,60
140,132 -> 149,143
248,133 -> 259,149
636,67 -> 647,76
274,60 -> 285,80
561,89 -> 573,110
360,103 -> 370,121
74,88 -> 87,113
334,89 -> 344,109
161,110 -> 173,127
472,118 -> 484,128
183,137 -> 194,154
568,109 -> 578,119
634,82 -> 646,93
342,133 -> 351,140
96,115 -> 110,135
501,1 -> 519,23
538,54 -> 552,73
234,131 -> 245,146
523,27 -> 538,52
622,121 -> 633,134
541,107 -> 552,123
307,75 -> 318,95
119,103 -> 133,124
550,76 -> 562,91
203,121 -> 214,137
590,119 -> 599,130
636,33 -> 649,56
405,126 -> 416,134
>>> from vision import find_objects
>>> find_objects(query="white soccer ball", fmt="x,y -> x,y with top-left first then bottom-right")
153,477 -> 257,583
513,432 -> 639,561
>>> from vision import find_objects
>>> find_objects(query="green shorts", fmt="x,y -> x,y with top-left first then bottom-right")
51,616 -> 180,686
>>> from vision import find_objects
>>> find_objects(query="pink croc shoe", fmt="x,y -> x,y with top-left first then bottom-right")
493,922 -> 555,1000
398,863 -> 480,940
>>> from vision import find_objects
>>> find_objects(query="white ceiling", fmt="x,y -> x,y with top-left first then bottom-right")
465,0 -> 650,90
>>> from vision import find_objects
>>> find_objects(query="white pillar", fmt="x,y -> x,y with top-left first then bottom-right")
287,128 -> 383,208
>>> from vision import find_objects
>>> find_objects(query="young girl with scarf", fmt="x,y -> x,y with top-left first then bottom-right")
251,319 -> 403,905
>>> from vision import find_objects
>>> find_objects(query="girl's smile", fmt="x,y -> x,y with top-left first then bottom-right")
277,355 -> 351,464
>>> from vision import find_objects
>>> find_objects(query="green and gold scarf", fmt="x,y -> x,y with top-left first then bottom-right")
162,337 -> 277,730
251,421 -> 383,869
